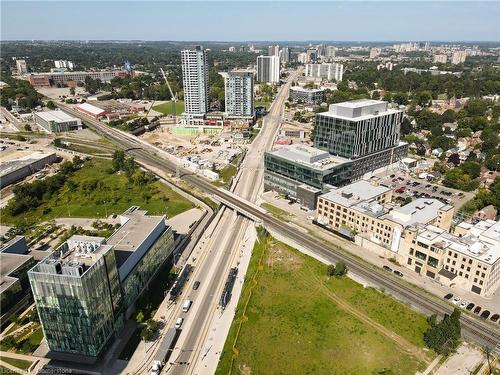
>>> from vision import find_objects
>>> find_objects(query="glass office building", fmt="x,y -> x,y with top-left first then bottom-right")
28,207 -> 175,360
28,237 -> 122,357
314,99 -> 403,159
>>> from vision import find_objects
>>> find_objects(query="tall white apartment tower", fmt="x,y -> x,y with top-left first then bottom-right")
219,70 -> 254,117
181,46 -> 209,120
281,47 -> 291,64
257,55 -> 280,84
268,45 -> 280,57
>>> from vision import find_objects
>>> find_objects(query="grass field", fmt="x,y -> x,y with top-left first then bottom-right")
216,231 -> 432,375
0,357 -> 32,370
212,153 -> 244,188
152,101 -> 185,116
1,159 -> 194,226
254,100 -> 271,110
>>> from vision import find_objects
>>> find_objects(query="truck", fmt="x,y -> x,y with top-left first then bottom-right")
182,299 -> 192,312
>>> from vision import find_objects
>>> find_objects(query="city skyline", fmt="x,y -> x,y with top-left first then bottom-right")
1,1 -> 499,42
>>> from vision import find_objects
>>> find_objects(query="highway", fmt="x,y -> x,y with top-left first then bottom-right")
56,68 -> 499,365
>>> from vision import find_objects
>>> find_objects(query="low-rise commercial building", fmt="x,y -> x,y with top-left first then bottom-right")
317,180 -> 453,249
0,152 -> 58,189
28,69 -> 133,87
400,220 -> 500,296
264,144 -> 352,208
28,207 -> 175,361
289,86 -> 325,105
33,110 -> 82,133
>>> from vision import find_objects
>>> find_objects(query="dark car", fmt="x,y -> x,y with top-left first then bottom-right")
393,270 -> 404,277
474,306 -> 482,314
383,265 -> 392,272
480,310 -> 490,320
444,293 -> 453,300
193,281 -> 200,290
466,303 -> 475,311
490,314 -> 500,322
390,174 -> 396,178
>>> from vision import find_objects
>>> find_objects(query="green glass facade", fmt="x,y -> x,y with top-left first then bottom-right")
28,247 -> 122,357
121,229 -> 174,310
264,152 -> 352,196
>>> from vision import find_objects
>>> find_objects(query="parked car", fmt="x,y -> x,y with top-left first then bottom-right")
459,301 -> 468,309
393,270 -> 404,277
466,303 -> 475,311
383,265 -> 392,272
193,281 -> 200,290
490,314 -> 500,323
480,310 -> 491,320
451,296 -> 461,305
473,306 -> 482,314
444,293 -> 453,300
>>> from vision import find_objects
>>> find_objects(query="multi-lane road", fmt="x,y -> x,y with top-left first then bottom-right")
57,68 -> 500,369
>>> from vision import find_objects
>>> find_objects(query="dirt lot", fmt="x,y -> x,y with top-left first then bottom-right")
140,126 -> 243,169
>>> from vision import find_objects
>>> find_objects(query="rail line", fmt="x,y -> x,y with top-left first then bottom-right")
58,103 -> 500,351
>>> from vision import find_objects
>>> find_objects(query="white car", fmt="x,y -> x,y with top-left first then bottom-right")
459,301 -> 468,309
452,296 -> 461,305
175,317 -> 184,329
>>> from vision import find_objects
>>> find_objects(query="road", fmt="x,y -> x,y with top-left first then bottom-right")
56,69 -> 499,364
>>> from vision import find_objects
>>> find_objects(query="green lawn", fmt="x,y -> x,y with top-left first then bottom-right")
152,101 -> 185,116
216,230 -> 432,375
61,143 -> 112,155
1,159 -> 194,226
0,356 -> 32,370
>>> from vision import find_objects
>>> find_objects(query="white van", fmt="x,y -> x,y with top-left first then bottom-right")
182,300 -> 192,312
175,317 -> 184,329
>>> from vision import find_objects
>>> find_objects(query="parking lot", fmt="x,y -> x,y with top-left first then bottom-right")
375,170 -> 474,210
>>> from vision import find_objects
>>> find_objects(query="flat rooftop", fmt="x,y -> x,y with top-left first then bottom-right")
382,198 -> 449,227
290,86 -> 325,93
0,152 -> 56,177
417,223 -> 500,265
107,207 -> 165,267
318,99 -> 402,121
0,253 -> 33,277
34,110 -> 79,123
267,144 -> 350,171
320,180 -> 390,208
77,102 -> 106,116
30,235 -> 112,277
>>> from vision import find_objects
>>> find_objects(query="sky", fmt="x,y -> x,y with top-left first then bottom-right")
1,1 -> 499,42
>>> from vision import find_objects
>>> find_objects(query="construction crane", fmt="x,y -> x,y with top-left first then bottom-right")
160,67 -> 179,124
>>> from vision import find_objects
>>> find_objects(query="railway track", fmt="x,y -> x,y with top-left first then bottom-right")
58,103 -> 500,351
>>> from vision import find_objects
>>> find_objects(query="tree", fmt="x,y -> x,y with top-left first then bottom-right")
326,264 -> 336,276
333,261 -> 347,277
46,100 -> 56,110
441,109 -> 456,123
424,308 -> 462,355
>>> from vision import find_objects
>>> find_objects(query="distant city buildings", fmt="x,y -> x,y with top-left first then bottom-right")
219,70 -> 254,118
297,52 -> 308,64
433,54 -> 448,64
377,61 -> 394,71
393,42 -> 418,53
369,48 -> 381,59
28,207 -> 175,360
325,46 -> 336,59
268,45 -> 280,57
15,59 -> 28,74
54,60 -> 75,70
451,50 -> 467,65
306,48 -> 318,62
28,69 -> 133,87
257,55 -> 280,84
305,63 -> 344,82
181,46 -> 209,122
33,110 -> 83,133
280,47 -> 291,64
289,86 -> 325,105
